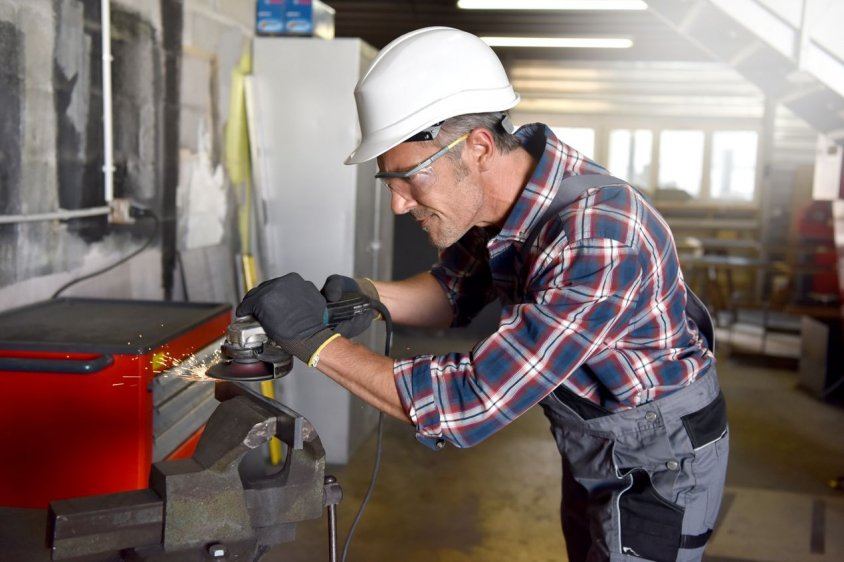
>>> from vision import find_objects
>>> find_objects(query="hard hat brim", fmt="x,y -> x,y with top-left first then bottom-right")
345,90 -> 520,165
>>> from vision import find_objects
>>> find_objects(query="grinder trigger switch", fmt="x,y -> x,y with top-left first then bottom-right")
323,292 -> 373,327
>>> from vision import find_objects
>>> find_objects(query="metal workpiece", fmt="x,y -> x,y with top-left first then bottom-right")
214,382 -> 314,451
49,381 -> 330,561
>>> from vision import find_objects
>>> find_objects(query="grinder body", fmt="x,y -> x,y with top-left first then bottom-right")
207,293 -> 371,381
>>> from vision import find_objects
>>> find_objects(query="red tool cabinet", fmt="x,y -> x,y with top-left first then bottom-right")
0,298 -> 231,508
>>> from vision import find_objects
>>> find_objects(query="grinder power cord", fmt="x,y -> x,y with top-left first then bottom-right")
321,274 -> 390,562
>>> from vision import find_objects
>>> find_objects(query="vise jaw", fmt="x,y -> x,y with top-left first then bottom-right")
48,382 -> 327,561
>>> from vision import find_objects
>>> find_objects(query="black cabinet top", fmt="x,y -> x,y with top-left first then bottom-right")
0,298 -> 231,354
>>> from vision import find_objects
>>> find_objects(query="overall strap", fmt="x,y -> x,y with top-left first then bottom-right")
518,173 -> 629,267
518,174 -> 714,352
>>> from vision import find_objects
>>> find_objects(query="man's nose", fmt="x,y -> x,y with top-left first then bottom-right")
389,190 -> 416,215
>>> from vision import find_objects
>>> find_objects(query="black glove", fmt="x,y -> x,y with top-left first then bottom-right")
320,275 -> 380,338
236,273 -> 337,365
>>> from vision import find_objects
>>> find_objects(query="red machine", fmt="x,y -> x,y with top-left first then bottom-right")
795,201 -> 840,302
0,298 -> 230,508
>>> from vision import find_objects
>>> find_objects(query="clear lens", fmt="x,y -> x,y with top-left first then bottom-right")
381,166 -> 437,198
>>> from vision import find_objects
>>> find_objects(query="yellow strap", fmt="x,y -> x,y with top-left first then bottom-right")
308,333 -> 342,368
447,133 -> 469,149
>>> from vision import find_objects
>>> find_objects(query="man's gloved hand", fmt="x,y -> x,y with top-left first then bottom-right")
320,275 -> 380,338
236,273 -> 339,367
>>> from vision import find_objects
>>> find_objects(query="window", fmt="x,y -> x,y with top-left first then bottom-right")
658,130 -> 705,197
710,131 -> 758,202
551,127 -> 596,160
608,129 -> 652,188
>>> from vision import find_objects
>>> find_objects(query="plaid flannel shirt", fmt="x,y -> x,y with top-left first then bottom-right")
393,124 -> 714,450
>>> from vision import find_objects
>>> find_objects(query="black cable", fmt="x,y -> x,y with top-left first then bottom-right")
51,210 -> 160,299
341,301 -> 392,562
176,249 -> 190,302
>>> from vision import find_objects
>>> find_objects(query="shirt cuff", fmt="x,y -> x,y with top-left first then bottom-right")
393,357 -> 447,451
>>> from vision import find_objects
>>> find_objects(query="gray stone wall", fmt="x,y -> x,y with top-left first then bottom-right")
0,0 -> 254,310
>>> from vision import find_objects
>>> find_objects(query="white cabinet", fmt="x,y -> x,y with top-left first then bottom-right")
252,37 -> 392,463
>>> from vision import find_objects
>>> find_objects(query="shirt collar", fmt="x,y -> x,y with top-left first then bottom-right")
491,123 -> 575,245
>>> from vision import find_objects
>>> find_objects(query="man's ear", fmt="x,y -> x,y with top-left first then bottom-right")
467,128 -> 496,172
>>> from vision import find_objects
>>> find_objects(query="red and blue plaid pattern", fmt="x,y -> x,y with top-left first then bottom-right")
393,124 -> 714,449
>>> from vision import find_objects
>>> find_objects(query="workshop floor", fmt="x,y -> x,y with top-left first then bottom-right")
267,334 -> 844,562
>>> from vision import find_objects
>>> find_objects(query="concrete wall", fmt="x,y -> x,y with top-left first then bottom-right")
175,0 -> 254,304
0,0 -> 254,311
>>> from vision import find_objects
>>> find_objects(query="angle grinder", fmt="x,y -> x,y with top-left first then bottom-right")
206,293 -> 373,382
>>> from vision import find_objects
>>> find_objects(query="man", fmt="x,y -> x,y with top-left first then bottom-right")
237,27 -> 728,562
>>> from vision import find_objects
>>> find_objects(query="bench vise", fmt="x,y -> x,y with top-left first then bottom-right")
48,381 -> 342,561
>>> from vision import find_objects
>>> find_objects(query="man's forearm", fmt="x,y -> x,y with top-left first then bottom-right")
371,272 -> 453,328
316,336 -> 412,424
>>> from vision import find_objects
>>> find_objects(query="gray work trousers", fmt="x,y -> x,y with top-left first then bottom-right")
539,371 -> 729,562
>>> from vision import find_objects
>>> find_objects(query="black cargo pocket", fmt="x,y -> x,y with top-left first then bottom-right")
619,469 -> 684,562
681,391 -> 728,449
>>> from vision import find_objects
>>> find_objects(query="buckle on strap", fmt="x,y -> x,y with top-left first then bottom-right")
680,529 -> 713,549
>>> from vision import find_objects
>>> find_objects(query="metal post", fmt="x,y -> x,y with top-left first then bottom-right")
327,502 -> 338,562
0,206 -> 111,225
101,0 -> 114,203
324,475 -> 342,562
795,0 -> 811,70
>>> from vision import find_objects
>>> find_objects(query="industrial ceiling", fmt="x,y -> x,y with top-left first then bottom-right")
328,0 -> 710,63
327,0 -> 844,138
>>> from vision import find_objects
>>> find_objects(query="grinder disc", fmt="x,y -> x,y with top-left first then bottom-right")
206,359 -> 276,381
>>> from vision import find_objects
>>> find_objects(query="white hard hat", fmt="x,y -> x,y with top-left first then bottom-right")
345,27 -> 520,165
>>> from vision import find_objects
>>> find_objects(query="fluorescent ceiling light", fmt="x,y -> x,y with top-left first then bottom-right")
458,0 -> 647,10
481,36 -> 634,49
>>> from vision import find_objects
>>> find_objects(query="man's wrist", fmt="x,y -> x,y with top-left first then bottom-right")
280,328 -> 339,366
307,332 -> 342,367
356,277 -> 384,321
356,277 -> 380,301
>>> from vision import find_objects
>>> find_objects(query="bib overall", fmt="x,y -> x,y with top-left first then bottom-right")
526,175 -> 729,562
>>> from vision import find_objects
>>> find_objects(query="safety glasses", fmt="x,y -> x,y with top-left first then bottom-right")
375,134 -> 469,196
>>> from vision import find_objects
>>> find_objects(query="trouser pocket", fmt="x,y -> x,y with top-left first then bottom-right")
681,390 -> 728,450
682,390 -> 729,531
619,468 -> 684,562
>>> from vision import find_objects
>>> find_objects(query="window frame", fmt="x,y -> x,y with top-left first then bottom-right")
708,129 -> 761,203
520,114 -> 763,207
657,128 -> 708,199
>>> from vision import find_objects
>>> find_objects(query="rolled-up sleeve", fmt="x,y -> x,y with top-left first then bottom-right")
394,238 -> 642,449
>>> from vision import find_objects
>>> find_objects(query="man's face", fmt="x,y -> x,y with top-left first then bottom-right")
377,140 -> 482,250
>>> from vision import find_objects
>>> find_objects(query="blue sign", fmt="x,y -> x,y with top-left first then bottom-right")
257,0 -> 316,36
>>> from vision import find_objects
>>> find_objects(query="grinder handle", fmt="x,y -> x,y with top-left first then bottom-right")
324,293 -> 372,326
